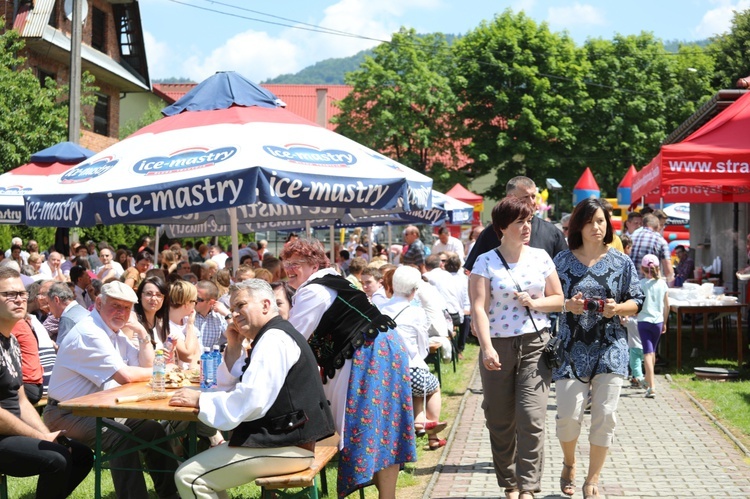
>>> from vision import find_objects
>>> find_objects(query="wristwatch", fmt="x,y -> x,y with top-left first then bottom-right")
225,314 -> 232,321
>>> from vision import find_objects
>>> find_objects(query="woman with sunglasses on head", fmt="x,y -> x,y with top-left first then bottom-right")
470,196 -> 563,499
280,239 -> 416,499
552,198 -> 644,499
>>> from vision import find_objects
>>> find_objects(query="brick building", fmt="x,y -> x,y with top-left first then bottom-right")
1,0 -> 150,151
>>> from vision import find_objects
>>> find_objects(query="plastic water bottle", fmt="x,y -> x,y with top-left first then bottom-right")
163,336 -> 175,363
200,347 -> 214,390
211,345 -> 222,384
152,349 -> 166,393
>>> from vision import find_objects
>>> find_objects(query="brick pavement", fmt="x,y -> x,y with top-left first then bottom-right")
425,366 -> 750,498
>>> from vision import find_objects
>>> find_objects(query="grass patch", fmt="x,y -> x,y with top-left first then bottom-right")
669,360 -> 750,450
7,344 -> 480,499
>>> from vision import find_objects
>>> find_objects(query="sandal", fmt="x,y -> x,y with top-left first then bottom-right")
427,436 -> 447,450
560,461 -> 575,496
504,488 -> 519,499
583,481 -> 599,499
414,420 -> 447,435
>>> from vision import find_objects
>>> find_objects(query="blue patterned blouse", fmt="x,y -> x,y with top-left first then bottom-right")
552,248 -> 644,380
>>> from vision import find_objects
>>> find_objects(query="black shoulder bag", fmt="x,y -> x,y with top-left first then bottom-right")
494,248 -> 563,370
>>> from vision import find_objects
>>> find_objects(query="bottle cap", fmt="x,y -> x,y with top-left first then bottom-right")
204,346 -> 210,352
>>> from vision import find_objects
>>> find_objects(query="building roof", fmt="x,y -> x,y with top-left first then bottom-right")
153,83 -> 353,130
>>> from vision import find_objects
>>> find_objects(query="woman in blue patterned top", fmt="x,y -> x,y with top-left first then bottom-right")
552,198 -> 644,499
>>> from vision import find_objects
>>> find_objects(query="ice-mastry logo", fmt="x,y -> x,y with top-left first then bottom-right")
263,145 -> 356,167
133,147 -> 237,175
60,157 -> 119,183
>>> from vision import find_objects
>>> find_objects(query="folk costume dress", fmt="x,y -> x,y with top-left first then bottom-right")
289,268 -> 417,497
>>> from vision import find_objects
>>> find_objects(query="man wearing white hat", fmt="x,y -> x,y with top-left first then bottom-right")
43,281 -> 180,499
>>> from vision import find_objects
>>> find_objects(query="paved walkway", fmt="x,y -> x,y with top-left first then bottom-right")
425,366 -> 750,498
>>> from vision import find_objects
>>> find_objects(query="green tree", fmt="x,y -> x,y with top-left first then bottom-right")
574,33 -> 715,197
451,10 -> 591,199
0,29 -> 71,170
333,28 -> 462,191
709,8 -> 750,89
120,101 -> 164,139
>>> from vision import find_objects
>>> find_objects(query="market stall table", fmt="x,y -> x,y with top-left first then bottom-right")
668,302 -> 745,370
59,381 -> 200,499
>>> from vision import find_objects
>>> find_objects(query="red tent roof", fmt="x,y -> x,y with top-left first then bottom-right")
632,91 -> 750,203
574,167 -> 600,191
446,183 -> 483,204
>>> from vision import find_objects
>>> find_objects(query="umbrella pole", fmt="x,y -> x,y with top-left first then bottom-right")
368,226 -> 373,261
154,226 -> 161,268
330,225 -> 335,265
229,207 -> 239,275
388,225 -> 393,264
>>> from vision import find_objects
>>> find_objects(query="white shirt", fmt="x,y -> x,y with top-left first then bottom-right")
39,261 -> 64,279
471,247 -> 554,337
380,296 -> 429,370
415,281 -> 452,338
74,285 -> 93,310
432,236 -> 465,264
96,261 -> 124,279
199,326 -> 300,431
211,252 -> 229,269
48,311 -> 142,402
369,287 -> 388,308
424,267 -> 463,316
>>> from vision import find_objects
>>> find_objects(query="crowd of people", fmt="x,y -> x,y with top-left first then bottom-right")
0,174 -> 687,498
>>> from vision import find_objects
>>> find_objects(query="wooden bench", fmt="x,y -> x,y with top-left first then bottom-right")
256,435 -> 340,499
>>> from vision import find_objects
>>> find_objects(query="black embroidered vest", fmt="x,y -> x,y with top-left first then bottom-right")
228,316 -> 335,448
308,274 -> 396,381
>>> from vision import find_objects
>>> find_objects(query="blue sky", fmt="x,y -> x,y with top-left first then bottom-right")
141,0 -> 750,82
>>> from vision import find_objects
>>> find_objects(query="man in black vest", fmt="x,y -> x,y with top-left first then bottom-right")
170,279 -> 335,497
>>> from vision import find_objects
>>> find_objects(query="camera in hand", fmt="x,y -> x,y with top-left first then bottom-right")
584,298 -> 605,313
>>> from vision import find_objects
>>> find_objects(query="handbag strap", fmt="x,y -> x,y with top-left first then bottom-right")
494,248 -> 545,343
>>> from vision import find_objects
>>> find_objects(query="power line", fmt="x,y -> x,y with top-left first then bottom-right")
164,0 -> 712,98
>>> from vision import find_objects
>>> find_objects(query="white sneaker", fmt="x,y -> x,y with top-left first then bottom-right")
645,388 -> 657,398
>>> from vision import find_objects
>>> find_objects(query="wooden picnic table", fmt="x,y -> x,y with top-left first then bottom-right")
59,381 -> 201,499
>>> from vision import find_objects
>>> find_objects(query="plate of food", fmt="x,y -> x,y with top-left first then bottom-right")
150,369 -> 195,389
736,272 -> 750,281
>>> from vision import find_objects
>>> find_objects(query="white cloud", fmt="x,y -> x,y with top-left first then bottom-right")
546,3 -> 606,28
512,0 -> 537,14
172,0 -> 442,83
181,31 -> 301,83
143,31 -> 172,79
694,0 -> 750,38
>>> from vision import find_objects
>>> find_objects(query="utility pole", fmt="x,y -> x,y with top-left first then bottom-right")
68,0 -> 83,143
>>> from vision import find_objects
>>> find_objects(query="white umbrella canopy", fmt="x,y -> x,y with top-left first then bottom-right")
0,141 -> 95,224
21,72 -> 433,229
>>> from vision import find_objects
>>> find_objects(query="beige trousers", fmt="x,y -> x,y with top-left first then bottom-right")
555,373 -> 622,447
174,443 -> 314,499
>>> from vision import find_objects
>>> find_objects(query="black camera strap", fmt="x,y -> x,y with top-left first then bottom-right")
494,248 -> 547,345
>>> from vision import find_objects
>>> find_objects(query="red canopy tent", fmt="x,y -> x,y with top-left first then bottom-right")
632,91 -> 750,203
446,183 -> 484,226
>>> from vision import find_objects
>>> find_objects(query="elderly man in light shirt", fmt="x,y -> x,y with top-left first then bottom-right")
43,281 -> 179,499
